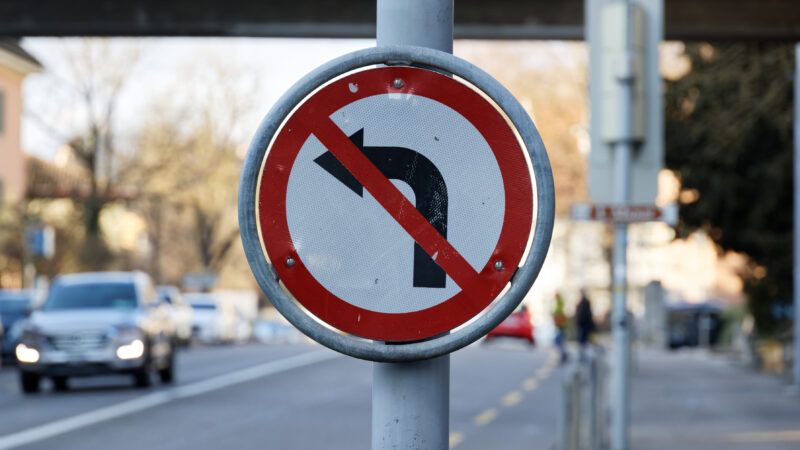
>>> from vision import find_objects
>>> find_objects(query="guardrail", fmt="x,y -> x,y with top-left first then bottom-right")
560,348 -> 609,450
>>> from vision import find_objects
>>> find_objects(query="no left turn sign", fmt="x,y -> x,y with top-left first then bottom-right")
240,47 -> 554,359
259,65 -> 532,341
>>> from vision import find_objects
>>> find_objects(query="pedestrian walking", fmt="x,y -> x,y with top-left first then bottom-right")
575,289 -> 596,359
552,292 -> 568,363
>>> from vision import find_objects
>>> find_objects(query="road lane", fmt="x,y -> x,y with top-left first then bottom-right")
10,347 -> 372,450
450,342 -> 560,450
0,343 -> 322,436
2,340 -> 561,450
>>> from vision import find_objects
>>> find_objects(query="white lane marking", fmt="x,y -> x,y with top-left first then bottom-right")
0,350 -> 338,450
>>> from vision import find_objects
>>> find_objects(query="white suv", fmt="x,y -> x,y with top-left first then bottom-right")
15,272 -> 177,393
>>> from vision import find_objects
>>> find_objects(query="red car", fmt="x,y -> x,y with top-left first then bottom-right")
485,306 -> 535,345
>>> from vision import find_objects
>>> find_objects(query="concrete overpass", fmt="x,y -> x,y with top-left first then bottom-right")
1,0 -> 798,40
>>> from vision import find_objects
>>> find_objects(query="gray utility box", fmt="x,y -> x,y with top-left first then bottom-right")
586,0 -> 663,204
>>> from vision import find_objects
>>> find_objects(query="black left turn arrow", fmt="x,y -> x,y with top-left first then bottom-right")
314,128 -> 449,289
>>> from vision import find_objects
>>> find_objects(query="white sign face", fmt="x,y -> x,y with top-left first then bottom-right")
285,94 -> 505,314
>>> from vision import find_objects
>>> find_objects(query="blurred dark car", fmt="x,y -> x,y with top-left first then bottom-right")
15,272 -> 177,393
485,306 -> 535,345
667,303 -> 722,349
0,290 -> 34,364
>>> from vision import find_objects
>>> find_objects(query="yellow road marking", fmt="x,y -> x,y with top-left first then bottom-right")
501,390 -> 523,407
535,367 -> 553,381
448,431 -> 465,448
522,377 -> 538,391
456,358 -> 556,448
473,408 -> 498,427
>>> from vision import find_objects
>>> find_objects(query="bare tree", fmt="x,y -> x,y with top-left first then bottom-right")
129,60 -> 258,284
27,39 -> 141,269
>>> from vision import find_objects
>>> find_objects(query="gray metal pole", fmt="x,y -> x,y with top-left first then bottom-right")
610,157 -> 631,450
377,0 -> 453,53
794,43 -> 800,388
372,358 -> 450,449
610,1 -> 634,449
372,1 -> 453,449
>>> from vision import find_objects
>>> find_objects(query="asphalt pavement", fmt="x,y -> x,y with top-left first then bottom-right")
0,340 -> 561,450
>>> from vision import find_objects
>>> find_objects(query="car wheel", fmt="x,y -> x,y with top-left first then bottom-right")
52,376 -> 69,392
20,372 -> 41,394
133,369 -> 151,388
158,350 -> 175,384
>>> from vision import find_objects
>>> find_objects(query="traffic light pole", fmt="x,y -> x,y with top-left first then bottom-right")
372,1 -> 453,449
610,2 -> 634,449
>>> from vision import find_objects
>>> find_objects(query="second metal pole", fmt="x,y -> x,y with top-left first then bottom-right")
372,1 -> 454,449
610,1 -> 634,449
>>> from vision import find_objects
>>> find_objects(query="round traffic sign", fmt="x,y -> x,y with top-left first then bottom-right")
261,65 -> 532,342
240,46 -> 554,361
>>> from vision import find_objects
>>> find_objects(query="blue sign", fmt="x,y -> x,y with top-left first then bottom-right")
25,226 -> 55,259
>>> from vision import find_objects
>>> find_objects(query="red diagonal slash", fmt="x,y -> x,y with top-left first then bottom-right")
311,118 -> 481,291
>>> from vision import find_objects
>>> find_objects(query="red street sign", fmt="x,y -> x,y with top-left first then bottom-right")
257,65 -> 534,342
570,203 -> 677,224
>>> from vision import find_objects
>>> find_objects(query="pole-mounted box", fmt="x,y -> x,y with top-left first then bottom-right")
586,0 -> 663,204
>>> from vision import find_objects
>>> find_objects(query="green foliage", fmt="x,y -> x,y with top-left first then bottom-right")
665,42 -> 795,336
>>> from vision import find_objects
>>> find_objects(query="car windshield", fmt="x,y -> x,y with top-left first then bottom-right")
44,282 -> 138,311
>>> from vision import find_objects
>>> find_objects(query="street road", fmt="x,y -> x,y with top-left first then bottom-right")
0,341 -> 561,450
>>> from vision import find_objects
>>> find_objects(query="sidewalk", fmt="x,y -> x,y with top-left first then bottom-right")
631,349 -> 800,450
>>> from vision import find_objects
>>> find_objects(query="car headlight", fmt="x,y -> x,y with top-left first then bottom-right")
116,339 -> 144,360
15,343 -> 40,364
111,325 -> 145,360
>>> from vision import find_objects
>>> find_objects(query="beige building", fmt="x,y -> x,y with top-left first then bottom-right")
0,40 -> 40,204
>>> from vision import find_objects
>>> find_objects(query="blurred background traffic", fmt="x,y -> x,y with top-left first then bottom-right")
0,1 -> 798,449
